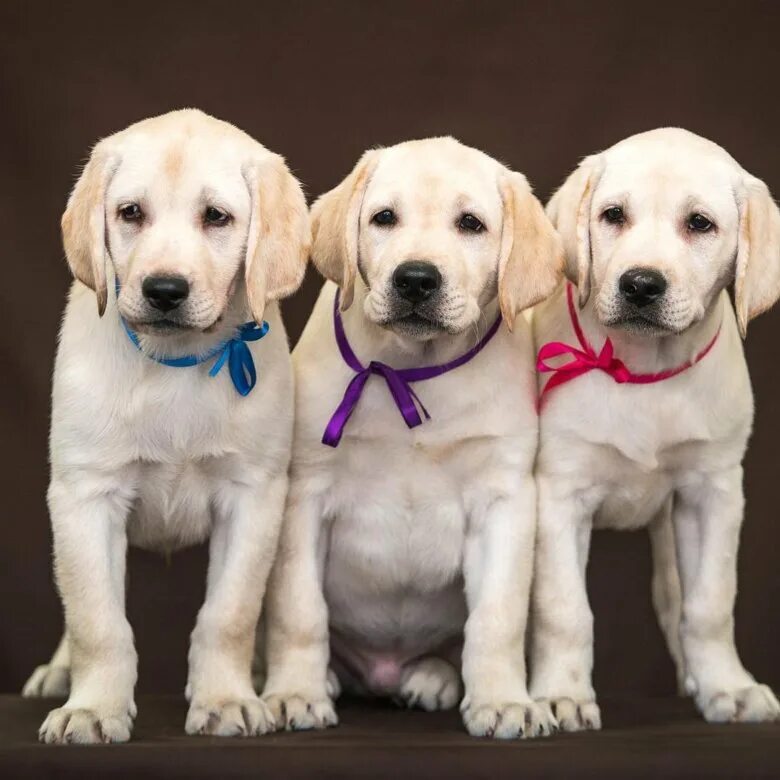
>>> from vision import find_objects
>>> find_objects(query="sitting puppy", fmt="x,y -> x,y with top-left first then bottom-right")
23,109 -> 310,742
531,128 -> 780,729
261,138 -> 564,738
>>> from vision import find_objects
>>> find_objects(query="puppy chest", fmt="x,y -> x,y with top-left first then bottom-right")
586,441 -> 722,530
125,392 -> 230,460
594,471 -> 673,530
127,461 -> 219,550
324,457 -> 467,591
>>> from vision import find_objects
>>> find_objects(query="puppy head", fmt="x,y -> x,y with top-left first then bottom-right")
548,128 -> 780,337
61,108 -> 309,333
310,137 -> 563,340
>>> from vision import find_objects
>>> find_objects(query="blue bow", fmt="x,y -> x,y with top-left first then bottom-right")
117,283 -> 269,396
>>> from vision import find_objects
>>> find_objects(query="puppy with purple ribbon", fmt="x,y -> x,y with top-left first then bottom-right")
261,138 -> 564,738
23,110 -> 310,742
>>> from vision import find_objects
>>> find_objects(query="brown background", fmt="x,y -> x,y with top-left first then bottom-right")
0,0 -> 777,697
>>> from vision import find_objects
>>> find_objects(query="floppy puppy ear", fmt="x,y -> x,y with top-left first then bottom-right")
310,149 -> 379,311
546,155 -> 602,308
497,172 -> 565,330
61,140 -> 117,316
734,174 -> 780,338
244,153 -> 311,324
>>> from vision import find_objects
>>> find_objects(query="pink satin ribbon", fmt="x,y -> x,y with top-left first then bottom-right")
536,284 -> 721,408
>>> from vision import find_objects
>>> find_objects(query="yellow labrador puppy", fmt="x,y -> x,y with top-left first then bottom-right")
261,138 -> 564,739
23,109 -> 310,742
531,128 -> 780,729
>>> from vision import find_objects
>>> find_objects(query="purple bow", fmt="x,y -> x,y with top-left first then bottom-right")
322,290 -> 503,447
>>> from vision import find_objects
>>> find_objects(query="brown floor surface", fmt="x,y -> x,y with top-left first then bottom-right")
0,694 -> 777,779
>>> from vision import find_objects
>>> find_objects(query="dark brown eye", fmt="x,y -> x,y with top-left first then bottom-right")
119,203 -> 142,222
204,206 -> 230,225
371,209 -> 396,226
603,206 -> 625,225
688,213 -> 713,232
458,213 -> 484,232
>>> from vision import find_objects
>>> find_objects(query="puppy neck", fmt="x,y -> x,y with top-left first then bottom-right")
575,288 -> 725,375
339,280 -> 501,371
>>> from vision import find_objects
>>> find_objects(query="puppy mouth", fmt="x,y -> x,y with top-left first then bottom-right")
127,318 -> 193,333
380,307 -> 451,336
122,311 -> 225,335
125,316 -> 228,335
396,311 -> 444,328
601,312 -> 683,337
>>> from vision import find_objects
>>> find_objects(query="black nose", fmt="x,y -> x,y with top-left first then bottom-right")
142,275 -> 190,312
619,268 -> 667,308
392,261 -> 442,304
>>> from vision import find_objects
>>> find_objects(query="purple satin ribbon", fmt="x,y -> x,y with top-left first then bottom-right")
322,290 -> 503,447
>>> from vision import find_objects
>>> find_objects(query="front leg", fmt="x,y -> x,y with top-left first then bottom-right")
675,468 -> 779,723
185,474 -> 287,737
261,486 -> 336,731
39,474 -> 137,744
461,478 -> 556,739
529,475 -> 601,732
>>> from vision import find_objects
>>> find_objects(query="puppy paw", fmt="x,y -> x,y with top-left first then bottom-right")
263,693 -> 338,731
536,697 -> 601,732
698,684 -> 780,723
462,699 -> 557,739
186,696 -> 275,737
23,664 -> 71,698
398,657 -> 461,712
39,704 -> 134,744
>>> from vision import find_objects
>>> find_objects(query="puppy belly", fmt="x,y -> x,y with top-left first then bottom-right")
322,450 -> 469,695
326,585 -> 466,696
330,642 -> 404,695
330,633 -> 463,697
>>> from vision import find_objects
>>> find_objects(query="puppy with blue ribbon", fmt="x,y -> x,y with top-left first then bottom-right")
24,109 -> 310,744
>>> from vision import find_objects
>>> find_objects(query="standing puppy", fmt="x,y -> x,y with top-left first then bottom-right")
24,109 -> 310,742
261,138 -> 564,739
531,128 -> 780,729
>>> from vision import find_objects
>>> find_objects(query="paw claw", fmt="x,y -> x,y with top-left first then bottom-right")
463,700 -> 555,740
540,696 -> 600,732
262,693 -> 338,731
39,705 -> 134,744
186,697 -> 275,737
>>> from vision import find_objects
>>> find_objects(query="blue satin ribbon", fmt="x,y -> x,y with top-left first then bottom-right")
117,281 -> 269,396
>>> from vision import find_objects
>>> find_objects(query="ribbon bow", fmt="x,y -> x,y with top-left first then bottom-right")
322,360 -> 431,447
206,321 -> 271,396
322,290 -> 502,447
117,280 -> 269,396
536,283 -> 721,408
537,332 -> 632,398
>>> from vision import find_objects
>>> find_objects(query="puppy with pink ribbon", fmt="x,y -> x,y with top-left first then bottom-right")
531,128 -> 780,730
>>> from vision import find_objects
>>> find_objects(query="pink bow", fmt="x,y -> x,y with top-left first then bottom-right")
537,335 -> 632,401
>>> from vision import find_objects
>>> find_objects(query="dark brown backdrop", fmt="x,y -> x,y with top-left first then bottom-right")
0,0 -> 777,696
